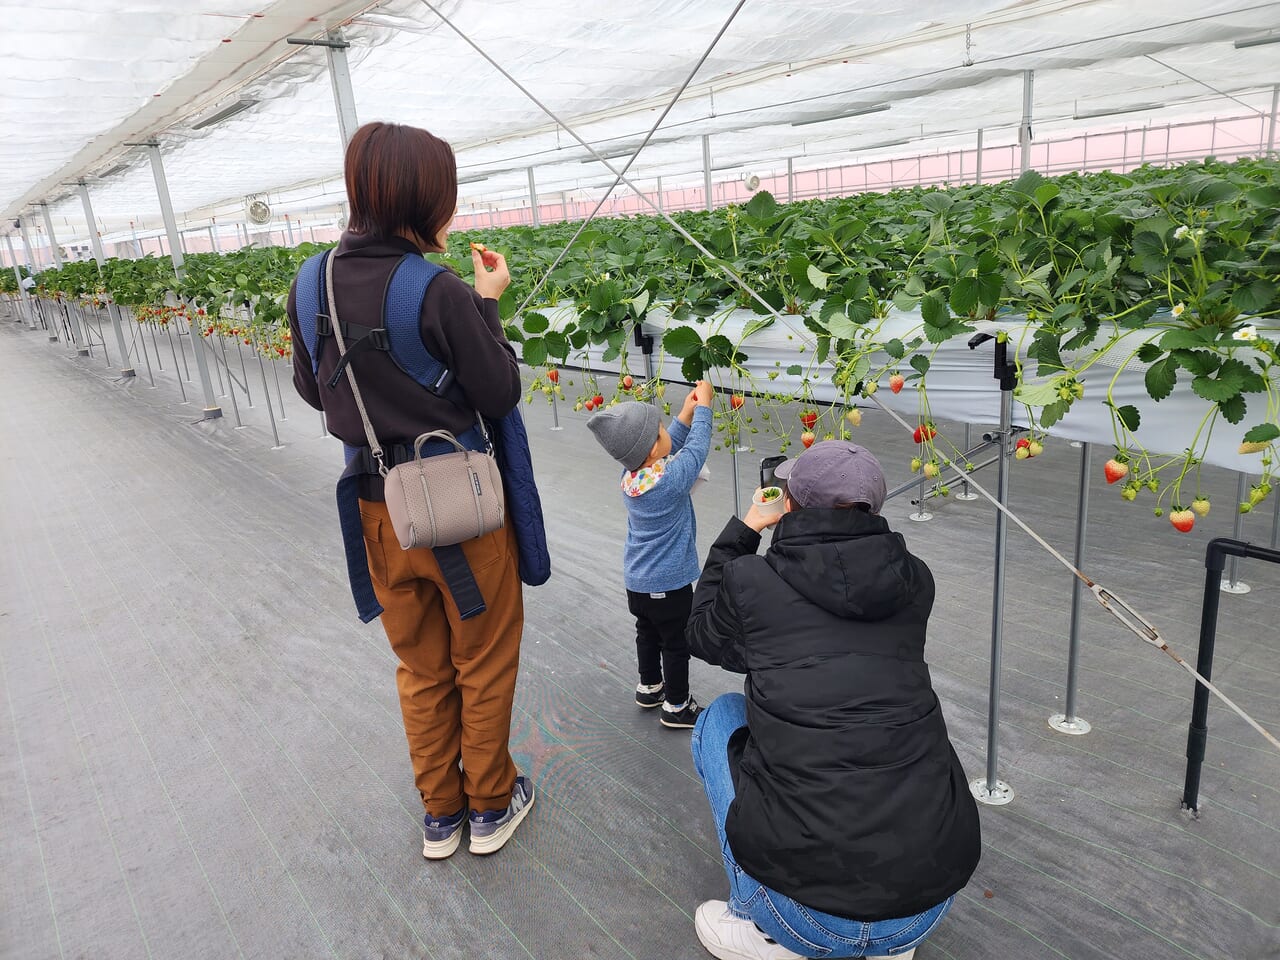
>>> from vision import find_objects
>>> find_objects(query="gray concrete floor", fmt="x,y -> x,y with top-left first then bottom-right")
1,306 -> 1278,960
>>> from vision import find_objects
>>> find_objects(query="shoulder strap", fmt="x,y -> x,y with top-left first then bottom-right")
382,254 -> 463,401
294,250 -> 330,376
324,254 -> 388,476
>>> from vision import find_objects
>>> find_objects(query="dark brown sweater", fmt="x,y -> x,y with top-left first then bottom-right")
288,233 -> 521,482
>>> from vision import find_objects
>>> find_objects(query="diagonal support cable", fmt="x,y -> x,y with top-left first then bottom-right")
866,389 -> 1280,754
418,0 -> 817,344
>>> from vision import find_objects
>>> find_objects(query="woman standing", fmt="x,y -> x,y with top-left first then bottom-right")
288,122 -> 532,859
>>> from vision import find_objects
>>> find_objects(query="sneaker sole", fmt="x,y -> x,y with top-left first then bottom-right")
660,714 -> 699,729
468,790 -> 535,856
635,698 -> 663,709
422,828 -> 463,860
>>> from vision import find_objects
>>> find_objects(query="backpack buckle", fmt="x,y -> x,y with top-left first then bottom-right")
316,312 -> 332,336
429,368 -> 455,396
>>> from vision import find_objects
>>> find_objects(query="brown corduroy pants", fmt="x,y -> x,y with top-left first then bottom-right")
359,498 -> 523,817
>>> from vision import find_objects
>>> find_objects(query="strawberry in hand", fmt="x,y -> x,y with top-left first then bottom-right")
470,241 -> 500,270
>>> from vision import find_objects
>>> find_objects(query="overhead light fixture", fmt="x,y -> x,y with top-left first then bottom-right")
98,162 -> 130,179
1073,102 -> 1162,120
858,137 -> 911,151
1234,34 -> 1280,49
190,98 -> 259,131
791,103 -> 890,127
458,174 -> 490,185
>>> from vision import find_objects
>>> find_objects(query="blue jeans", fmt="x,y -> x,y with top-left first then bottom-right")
690,694 -> 954,958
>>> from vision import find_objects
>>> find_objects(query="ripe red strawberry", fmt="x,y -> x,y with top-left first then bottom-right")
547,369 -> 559,384
730,394 -> 745,410
584,398 -> 595,412
1104,459 -> 1129,484
621,375 -> 633,391
1170,508 -> 1195,533
1016,438 -> 1030,450
593,393 -> 604,407
801,430 -> 816,448
889,374 -> 905,394
913,424 -> 936,443
800,410 -> 818,430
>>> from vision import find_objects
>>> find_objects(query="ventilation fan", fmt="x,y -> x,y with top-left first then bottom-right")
334,210 -> 348,230
246,198 -> 272,225
743,174 -> 761,192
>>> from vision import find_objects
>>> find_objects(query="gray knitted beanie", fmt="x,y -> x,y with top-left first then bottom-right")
587,401 -> 662,472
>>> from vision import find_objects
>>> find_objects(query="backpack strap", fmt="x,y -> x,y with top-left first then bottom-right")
294,249 -> 330,376
382,253 -> 470,406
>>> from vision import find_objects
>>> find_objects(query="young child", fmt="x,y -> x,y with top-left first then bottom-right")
587,381 -> 714,729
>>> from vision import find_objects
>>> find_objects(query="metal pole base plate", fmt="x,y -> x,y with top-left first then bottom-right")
201,406 -> 224,421
969,778 -> 1014,806
119,368 -> 137,379
1048,714 -> 1092,736
76,347 -> 90,356
955,490 -> 980,501
549,426 -> 564,431
908,510 -> 933,522
1220,578 -> 1251,595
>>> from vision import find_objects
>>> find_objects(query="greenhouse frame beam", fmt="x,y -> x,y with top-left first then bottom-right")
39,203 -> 63,269
1269,84 -> 1279,154
325,29 -> 360,150
527,168 -> 540,227
78,181 -> 135,378
145,142 -> 221,420
702,135 -> 713,211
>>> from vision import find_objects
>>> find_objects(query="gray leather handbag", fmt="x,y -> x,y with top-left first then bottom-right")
325,260 -> 505,551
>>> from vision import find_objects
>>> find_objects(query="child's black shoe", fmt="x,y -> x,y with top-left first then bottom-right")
635,682 -> 665,709
660,696 -> 702,729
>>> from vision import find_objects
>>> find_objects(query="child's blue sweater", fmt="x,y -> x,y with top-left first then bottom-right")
620,405 -> 713,593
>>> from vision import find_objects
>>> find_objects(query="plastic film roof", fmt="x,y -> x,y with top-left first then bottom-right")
4,0 -> 1279,246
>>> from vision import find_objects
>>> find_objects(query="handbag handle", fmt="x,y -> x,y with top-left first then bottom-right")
413,430 -> 471,461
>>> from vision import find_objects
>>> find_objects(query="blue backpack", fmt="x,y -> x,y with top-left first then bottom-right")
295,249 -> 550,623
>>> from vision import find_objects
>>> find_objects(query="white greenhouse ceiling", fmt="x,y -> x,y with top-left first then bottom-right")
2,0 -> 1278,245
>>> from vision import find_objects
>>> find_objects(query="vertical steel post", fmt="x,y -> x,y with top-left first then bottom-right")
956,424 -> 979,500
1222,473 -> 1251,593
42,202 -> 89,351
787,157 -> 794,201
285,214 -> 295,246
1019,71 -> 1035,173
79,182 -> 135,378
325,29 -> 360,149
39,203 -> 63,268
527,167 -> 541,227
1050,442 -> 1092,735
1268,84 -> 1279,155
22,217 -> 63,343
975,129 -> 984,185
656,177 -> 664,213
702,135 -> 713,211
147,142 -> 221,419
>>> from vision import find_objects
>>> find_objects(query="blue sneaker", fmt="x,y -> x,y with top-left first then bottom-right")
468,776 -> 535,855
422,808 -> 466,860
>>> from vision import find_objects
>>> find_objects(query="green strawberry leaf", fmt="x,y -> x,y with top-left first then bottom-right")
1242,423 -> 1280,444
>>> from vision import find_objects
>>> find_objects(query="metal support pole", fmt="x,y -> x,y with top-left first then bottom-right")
24,214 -> 64,343
702,135 -> 713,211
787,157 -> 794,201
656,177 -> 663,213
217,336 -> 244,428
1050,442 -> 1093,735
165,327 -> 188,403
970,334 -> 1015,806
270,357 -> 288,419
255,342 -> 284,450
235,335 -> 254,406
549,390 -> 562,430
1268,84 -> 1279,155
39,203 -> 63,268
975,128 -> 984,185
79,181 -> 135,378
5,233 -> 34,328
285,215 -> 295,246
1019,71 -> 1034,173
527,168 -> 541,227
908,471 -> 933,522
1222,473 -> 1251,593
1271,495 -> 1279,551
731,446 -> 742,519
147,142 -> 221,419
209,224 -> 220,253
324,29 -> 360,149
956,424 -> 980,500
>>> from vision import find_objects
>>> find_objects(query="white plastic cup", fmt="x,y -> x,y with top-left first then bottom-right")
752,485 -> 786,519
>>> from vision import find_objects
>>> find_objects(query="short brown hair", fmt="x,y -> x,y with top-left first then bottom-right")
344,122 -> 457,250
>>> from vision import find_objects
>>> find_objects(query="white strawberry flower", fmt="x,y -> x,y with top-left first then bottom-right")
1174,225 -> 1190,239
1171,302 -> 1186,318
1232,324 -> 1259,342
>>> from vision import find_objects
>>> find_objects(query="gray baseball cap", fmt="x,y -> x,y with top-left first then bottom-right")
773,440 -> 887,512
587,401 -> 662,472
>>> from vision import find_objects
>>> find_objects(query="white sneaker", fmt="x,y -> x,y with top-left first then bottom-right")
868,951 -> 914,960
694,901 -> 805,960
